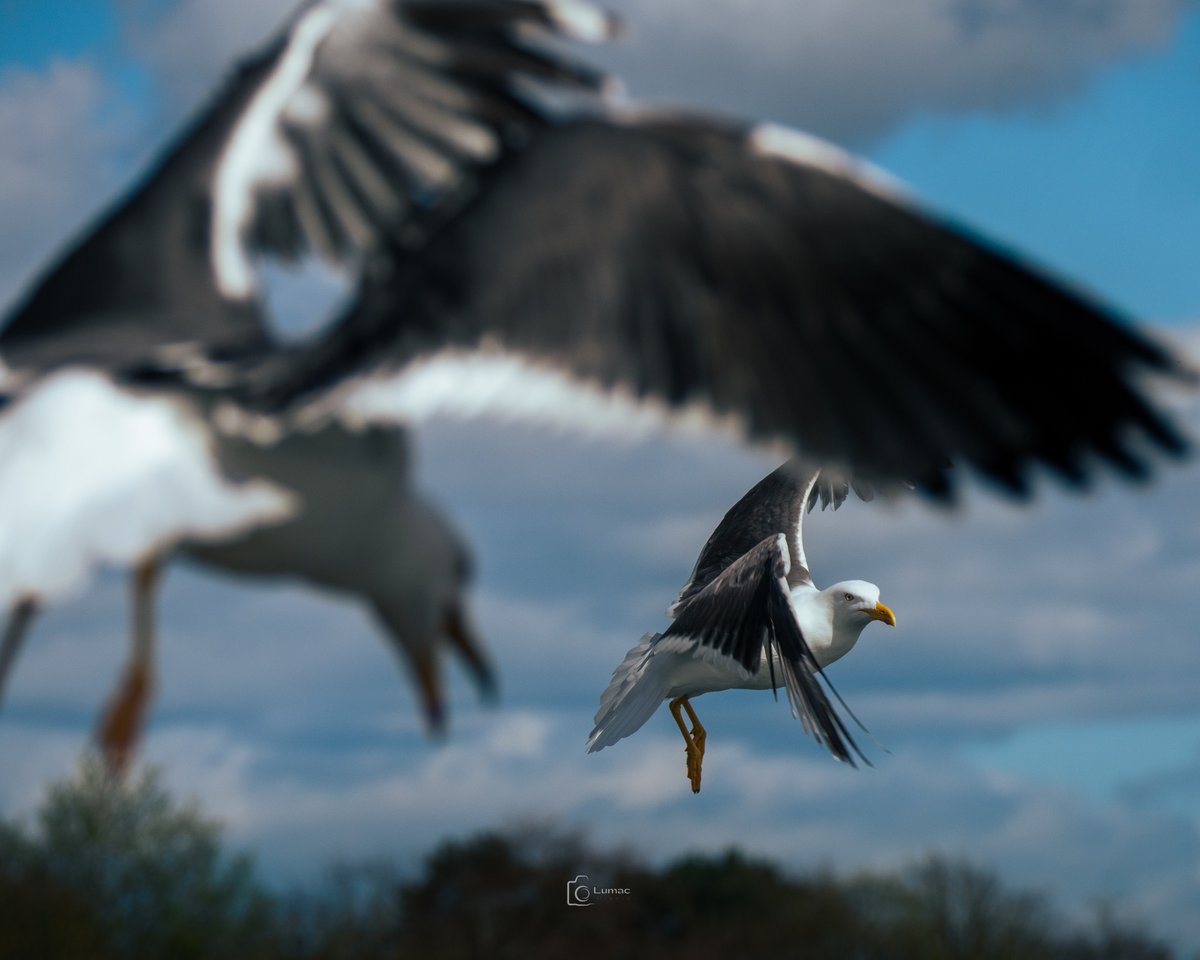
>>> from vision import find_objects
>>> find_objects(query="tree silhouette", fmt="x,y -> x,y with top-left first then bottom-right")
0,756 -> 274,960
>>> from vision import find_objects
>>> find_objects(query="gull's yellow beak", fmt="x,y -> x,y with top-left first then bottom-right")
869,601 -> 897,627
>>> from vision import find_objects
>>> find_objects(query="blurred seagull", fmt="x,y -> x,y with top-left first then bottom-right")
587,462 -> 894,793
0,0 -> 1192,772
0,0 -> 619,768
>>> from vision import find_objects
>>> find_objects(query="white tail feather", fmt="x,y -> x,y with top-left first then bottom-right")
586,632 -> 667,753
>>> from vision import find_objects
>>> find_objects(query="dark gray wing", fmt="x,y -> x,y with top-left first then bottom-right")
660,534 -> 867,766
671,460 -> 821,613
0,0 -> 615,376
250,115 -> 1190,500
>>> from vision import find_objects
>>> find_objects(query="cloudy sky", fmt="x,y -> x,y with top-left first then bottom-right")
2,0 -> 1200,947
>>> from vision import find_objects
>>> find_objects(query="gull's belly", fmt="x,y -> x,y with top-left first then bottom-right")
660,649 -> 777,700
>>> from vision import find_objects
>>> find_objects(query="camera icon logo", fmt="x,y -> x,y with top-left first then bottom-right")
566,875 -> 592,906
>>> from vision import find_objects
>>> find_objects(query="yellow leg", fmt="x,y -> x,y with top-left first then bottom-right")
96,559 -> 160,777
669,696 -> 706,794
681,697 -> 707,766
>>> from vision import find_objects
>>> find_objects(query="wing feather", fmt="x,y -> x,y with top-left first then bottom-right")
212,0 -> 617,299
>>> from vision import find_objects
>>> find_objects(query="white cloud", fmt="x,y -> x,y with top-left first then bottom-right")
108,0 -> 1195,169
599,0 -> 1189,144
119,0 -> 295,115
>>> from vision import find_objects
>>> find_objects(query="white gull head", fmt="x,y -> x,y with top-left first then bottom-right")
800,579 -> 896,667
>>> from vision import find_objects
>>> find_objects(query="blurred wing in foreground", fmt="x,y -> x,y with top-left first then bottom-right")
258,117 -> 1192,500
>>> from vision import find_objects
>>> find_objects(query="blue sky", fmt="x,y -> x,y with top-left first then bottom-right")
0,2 -> 118,68
871,10 -> 1200,323
2,0 -> 1200,949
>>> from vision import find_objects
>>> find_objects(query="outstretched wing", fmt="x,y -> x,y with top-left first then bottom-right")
658,534 -> 868,766
0,0 -> 615,376
671,460 -> 881,614
672,461 -> 821,614
249,114 -> 1189,499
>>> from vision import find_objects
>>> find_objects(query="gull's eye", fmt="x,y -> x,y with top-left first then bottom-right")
843,592 -> 855,602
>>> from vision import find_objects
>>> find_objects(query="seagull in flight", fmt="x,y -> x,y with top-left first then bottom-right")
587,462 -> 894,792
0,0 -> 1190,772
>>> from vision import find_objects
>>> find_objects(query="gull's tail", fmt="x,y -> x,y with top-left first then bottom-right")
586,632 -> 667,753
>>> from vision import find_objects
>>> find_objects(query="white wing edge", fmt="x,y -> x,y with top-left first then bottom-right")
748,122 -> 910,205
212,3 -> 339,299
792,466 -> 820,577
293,348 -> 766,448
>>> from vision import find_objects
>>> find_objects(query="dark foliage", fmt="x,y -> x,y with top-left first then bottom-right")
0,757 -> 275,960
0,761 -> 1180,960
